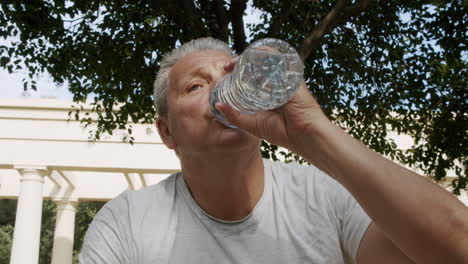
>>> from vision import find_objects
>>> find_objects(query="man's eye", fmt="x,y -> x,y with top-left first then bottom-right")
189,85 -> 201,92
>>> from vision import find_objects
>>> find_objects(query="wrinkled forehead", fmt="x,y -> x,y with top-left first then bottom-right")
168,50 -> 232,93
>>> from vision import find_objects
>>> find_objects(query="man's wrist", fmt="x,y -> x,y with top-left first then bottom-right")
293,114 -> 361,182
291,115 -> 336,163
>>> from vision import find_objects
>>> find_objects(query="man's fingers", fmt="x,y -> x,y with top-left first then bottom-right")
215,102 -> 243,125
215,102 -> 256,133
223,56 -> 240,72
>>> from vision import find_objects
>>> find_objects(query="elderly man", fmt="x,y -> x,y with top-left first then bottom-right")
80,38 -> 468,263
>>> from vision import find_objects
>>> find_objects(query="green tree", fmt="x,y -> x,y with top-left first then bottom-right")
0,199 -> 16,225
0,224 -> 14,263
38,201 -> 56,264
72,201 -> 105,263
0,0 -> 466,193
0,199 -> 104,263
0,199 -> 55,264
0,200 -> 57,264
0,199 -> 16,263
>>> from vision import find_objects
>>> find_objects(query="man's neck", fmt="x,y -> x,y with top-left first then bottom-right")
180,149 -> 265,221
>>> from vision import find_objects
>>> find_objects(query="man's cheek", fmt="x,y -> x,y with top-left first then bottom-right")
183,103 -> 204,117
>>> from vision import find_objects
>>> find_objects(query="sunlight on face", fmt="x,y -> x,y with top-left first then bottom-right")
159,50 -> 260,157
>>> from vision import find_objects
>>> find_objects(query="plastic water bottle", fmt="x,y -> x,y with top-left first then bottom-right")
210,38 -> 304,128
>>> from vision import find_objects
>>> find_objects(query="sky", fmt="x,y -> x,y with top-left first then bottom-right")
0,1 -> 263,102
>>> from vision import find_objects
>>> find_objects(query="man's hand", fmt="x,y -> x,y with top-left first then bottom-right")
216,58 -> 327,155
219,56 -> 468,264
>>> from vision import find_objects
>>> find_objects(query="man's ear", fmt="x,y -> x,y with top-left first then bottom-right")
156,116 -> 176,149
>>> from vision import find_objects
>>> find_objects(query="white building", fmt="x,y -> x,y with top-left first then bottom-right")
0,97 -> 180,264
0,97 -> 466,264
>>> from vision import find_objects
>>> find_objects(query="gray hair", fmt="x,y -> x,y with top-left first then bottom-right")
153,37 -> 233,117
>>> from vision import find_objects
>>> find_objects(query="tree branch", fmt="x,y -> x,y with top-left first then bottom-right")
197,0 -> 229,42
299,0 -> 371,62
299,0 -> 347,61
230,0 -> 248,54
150,0 -> 205,42
344,0 -> 371,17
213,0 -> 229,42
267,0 -> 297,38
179,0 -> 205,41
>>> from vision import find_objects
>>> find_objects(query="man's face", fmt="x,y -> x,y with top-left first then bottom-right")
157,50 -> 260,157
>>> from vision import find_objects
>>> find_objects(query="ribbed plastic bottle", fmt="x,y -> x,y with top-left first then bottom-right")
210,38 -> 304,128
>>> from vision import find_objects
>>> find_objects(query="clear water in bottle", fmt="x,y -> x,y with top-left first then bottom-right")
210,38 -> 304,127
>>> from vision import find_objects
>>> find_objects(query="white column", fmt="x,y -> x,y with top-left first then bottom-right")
10,166 -> 47,264
51,200 -> 78,264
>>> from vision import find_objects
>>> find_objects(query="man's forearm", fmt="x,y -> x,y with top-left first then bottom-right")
297,119 -> 468,263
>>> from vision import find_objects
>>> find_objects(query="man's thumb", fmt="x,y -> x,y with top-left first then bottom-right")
215,102 -> 256,133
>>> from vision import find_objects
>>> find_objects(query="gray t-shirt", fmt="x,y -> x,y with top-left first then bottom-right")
80,159 -> 371,264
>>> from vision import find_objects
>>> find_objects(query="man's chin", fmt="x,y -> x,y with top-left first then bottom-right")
209,121 -> 256,146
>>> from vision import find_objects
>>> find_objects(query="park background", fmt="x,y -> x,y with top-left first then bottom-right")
0,0 -> 466,263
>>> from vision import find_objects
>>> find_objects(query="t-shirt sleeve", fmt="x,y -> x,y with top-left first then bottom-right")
321,171 -> 372,263
79,193 -> 132,264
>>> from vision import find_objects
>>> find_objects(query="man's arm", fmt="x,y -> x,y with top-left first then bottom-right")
357,223 -> 414,264
298,114 -> 468,263
216,81 -> 468,263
